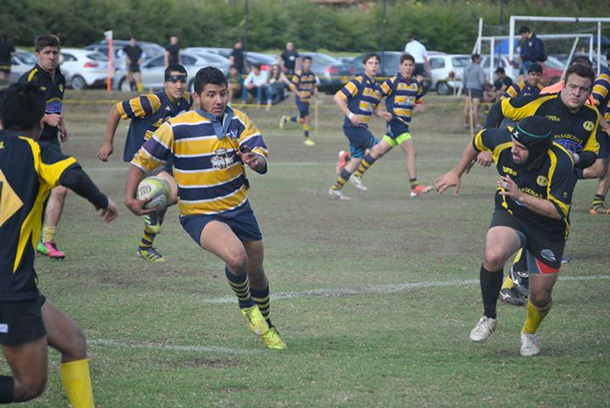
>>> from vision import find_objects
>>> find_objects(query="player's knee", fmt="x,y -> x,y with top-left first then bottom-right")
484,248 -> 507,270
225,250 -> 249,275
13,375 -> 47,402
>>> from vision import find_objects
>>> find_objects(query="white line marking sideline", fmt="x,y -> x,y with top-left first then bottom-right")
89,339 -> 259,355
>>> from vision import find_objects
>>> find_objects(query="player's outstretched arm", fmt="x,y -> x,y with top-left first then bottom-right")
498,175 -> 561,219
124,165 -> 154,216
60,167 -> 118,222
98,105 -> 122,161
434,141 -> 480,196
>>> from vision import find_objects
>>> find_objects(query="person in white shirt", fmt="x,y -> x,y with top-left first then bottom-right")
404,35 -> 430,83
242,64 -> 268,106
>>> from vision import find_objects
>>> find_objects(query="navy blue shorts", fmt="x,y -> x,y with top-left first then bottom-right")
343,125 -> 379,159
296,100 -> 310,118
180,202 -> 262,246
386,119 -> 410,139
597,128 -> 609,160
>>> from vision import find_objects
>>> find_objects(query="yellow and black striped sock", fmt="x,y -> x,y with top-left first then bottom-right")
139,230 -> 156,250
303,124 -> 310,138
250,285 -> 272,327
60,359 -> 95,408
522,298 -> 552,334
225,267 -> 254,308
332,168 -> 352,190
592,194 -> 605,208
410,178 -> 418,189
354,153 -> 376,178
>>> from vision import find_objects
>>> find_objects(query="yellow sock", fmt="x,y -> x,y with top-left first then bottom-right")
501,275 -> 514,290
60,359 -> 95,408
41,226 -> 56,243
522,298 -> 552,334
136,82 -> 143,92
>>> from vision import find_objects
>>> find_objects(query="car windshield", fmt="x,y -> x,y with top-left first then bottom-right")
381,54 -> 401,73
310,53 -> 338,64
452,57 -> 469,67
87,52 -> 108,62
17,51 -> 36,64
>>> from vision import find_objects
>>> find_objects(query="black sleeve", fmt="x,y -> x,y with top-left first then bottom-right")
577,151 -> 598,169
60,166 -> 109,209
485,101 -> 504,129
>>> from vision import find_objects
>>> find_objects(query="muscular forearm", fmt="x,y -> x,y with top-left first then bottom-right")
125,165 -> 146,203
514,193 -> 562,220
104,106 -> 122,145
60,166 -> 109,209
454,142 -> 480,176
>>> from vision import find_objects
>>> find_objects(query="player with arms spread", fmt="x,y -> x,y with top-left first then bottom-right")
124,67 -> 286,350
0,83 -> 118,405
435,116 -> 576,357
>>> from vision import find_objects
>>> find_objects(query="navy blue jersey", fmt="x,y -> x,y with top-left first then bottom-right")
381,73 -> 423,127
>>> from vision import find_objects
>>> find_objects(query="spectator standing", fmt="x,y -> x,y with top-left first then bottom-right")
519,26 -> 546,76
462,53 -> 486,130
242,64 -> 268,106
123,36 -> 144,91
0,33 -> 16,83
230,39 -> 247,74
279,42 -> 300,76
164,36 -> 181,67
404,35 -> 430,83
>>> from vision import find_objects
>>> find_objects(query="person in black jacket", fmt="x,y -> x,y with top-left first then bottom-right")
519,26 -> 546,76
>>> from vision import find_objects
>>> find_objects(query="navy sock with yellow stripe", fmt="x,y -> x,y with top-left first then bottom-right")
303,124 -> 310,138
332,168 -> 352,190
250,285 -> 273,328
354,153 -> 376,178
592,194 -> 605,207
225,267 -> 255,309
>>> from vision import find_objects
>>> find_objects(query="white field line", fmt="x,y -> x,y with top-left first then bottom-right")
85,158 -> 461,172
89,339 -> 259,355
202,274 -> 610,304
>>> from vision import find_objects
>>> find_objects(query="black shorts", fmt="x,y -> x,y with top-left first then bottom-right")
489,210 -> 564,270
0,295 -> 46,346
296,100 -> 310,118
467,88 -> 483,99
413,63 -> 425,77
129,65 -> 141,73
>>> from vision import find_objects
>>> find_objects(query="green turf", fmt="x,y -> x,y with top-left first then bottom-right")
4,91 -> 609,407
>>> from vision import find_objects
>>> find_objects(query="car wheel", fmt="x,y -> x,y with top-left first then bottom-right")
436,81 -> 452,96
118,77 -> 131,92
71,75 -> 87,91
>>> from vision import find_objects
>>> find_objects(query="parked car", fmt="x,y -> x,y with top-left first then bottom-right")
84,40 -> 165,71
60,48 -> 109,90
244,52 -> 276,71
300,51 -> 341,80
481,55 -> 521,84
9,49 -> 37,83
117,52 -> 228,91
185,47 -> 232,59
321,51 -> 403,94
180,49 -> 230,73
428,53 -> 470,95
538,55 -> 565,86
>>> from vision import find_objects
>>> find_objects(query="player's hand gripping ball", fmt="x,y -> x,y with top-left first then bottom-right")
136,176 -> 171,210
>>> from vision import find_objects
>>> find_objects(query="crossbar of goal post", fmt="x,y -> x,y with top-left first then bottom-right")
474,33 -> 594,81
509,15 -> 610,75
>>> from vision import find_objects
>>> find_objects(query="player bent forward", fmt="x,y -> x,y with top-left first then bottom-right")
0,83 -> 118,405
124,67 -> 286,350
435,116 -> 576,357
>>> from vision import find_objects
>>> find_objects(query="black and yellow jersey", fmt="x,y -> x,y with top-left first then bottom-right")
501,80 -> 543,100
290,69 -> 317,103
0,130 -> 77,301
18,64 -> 66,144
497,93 -> 599,166
593,69 -> 610,121
473,127 -> 575,240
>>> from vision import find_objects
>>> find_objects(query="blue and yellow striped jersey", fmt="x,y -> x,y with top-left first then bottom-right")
131,107 -> 268,216
1,130 -> 77,301
381,73 -> 423,126
337,75 -> 383,127
502,80 -> 543,100
593,69 -> 610,121
291,69 -> 317,103
118,90 -> 193,162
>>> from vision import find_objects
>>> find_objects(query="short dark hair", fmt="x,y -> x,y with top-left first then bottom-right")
564,63 -> 595,86
528,63 -> 543,74
519,26 -> 531,34
0,83 -> 46,131
164,64 -> 187,81
471,53 -> 481,61
193,66 -> 227,94
400,54 -> 415,65
495,67 -> 505,74
362,53 -> 380,64
252,63 -> 261,70
34,35 -> 59,52
303,56 -> 312,62
570,55 -> 593,67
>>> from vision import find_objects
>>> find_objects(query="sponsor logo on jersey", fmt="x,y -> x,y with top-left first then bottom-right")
537,175 -> 548,186
583,120 -> 595,131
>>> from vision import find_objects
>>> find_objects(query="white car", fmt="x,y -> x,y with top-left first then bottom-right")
9,49 -> 37,83
60,48 -> 109,90
117,52 -> 229,92
428,52 -> 470,95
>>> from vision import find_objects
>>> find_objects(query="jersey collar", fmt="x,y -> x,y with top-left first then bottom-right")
194,106 -> 235,140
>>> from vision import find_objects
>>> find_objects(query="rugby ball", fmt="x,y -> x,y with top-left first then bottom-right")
137,176 -> 171,210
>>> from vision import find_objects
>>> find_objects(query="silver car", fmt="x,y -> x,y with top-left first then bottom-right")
9,49 -> 37,83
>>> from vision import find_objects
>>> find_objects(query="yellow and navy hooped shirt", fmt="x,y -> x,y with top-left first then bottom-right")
381,73 -> 423,126
0,130 -> 78,301
131,107 -> 267,216
502,80 -> 543,100
117,90 -> 193,162
500,93 -> 599,158
593,69 -> 610,121
473,127 -> 575,240
291,69 -> 317,103
19,64 -> 65,144
338,75 -> 383,127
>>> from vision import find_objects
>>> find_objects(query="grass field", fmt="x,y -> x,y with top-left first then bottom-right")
4,90 -> 610,407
